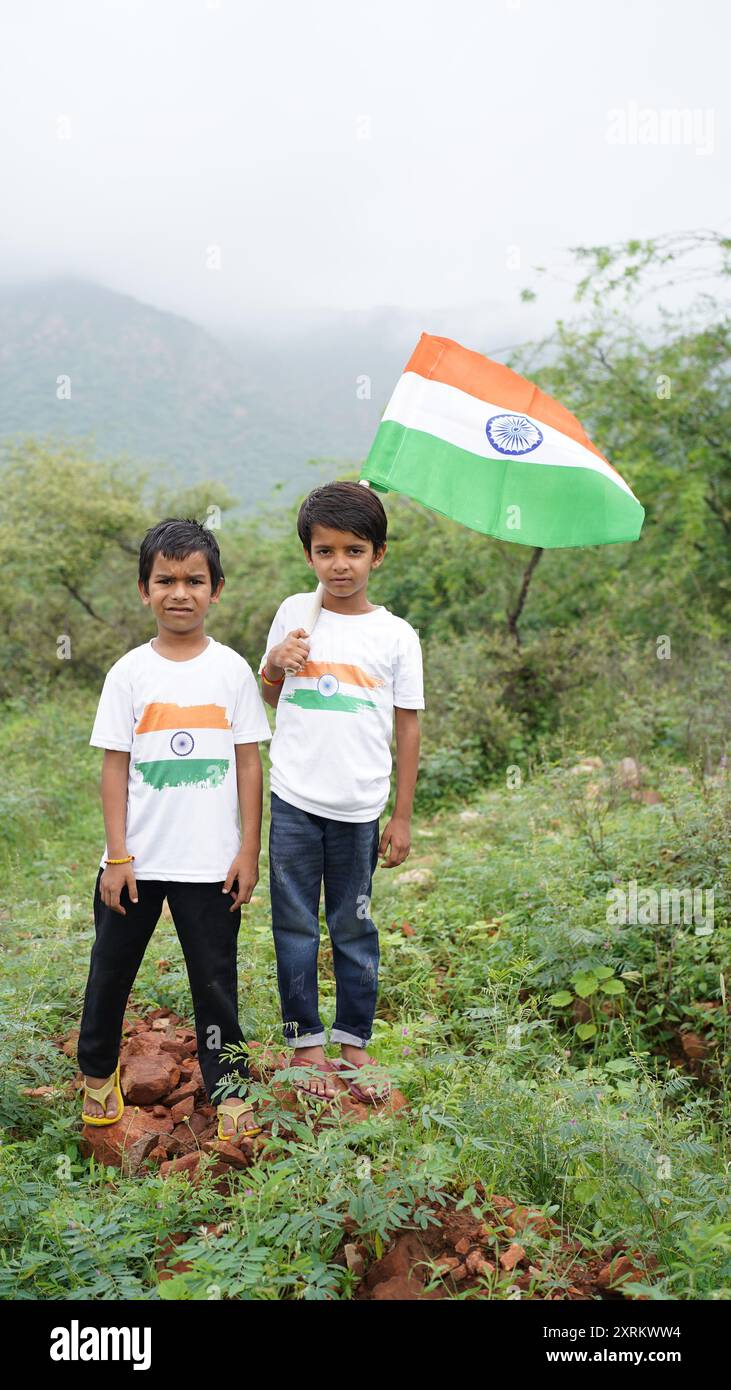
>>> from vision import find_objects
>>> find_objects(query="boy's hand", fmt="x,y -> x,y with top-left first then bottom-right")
100,862 -> 138,914
378,816 -> 411,868
268,629 -> 310,677
222,848 -> 259,910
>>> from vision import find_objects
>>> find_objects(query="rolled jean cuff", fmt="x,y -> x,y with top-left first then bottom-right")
289,1030 -> 327,1048
330,1027 -> 371,1048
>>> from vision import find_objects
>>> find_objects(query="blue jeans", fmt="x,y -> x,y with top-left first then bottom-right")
268,791 -> 381,1048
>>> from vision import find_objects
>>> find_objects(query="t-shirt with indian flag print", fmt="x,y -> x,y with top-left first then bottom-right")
260,594 -> 424,822
89,636 -> 271,881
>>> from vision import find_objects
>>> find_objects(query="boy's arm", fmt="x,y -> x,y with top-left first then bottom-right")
235,742 -> 263,854
99,750 -> 138,913
378,708 -> 420,868
101,749 -> 131,855
222,743 -> 263,909
260,654 -> 284,709
393,707 -> 420,818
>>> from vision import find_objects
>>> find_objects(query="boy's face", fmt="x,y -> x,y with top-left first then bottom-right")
305,523 -> 385,599
138,550 -> 223,636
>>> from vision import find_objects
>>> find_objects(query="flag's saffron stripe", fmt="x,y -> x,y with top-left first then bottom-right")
135,758 -> 230,789
384,373 -> 636,498
135,702 -> 231,734
406,333 -> 620,476
362,421 -> 643,548
283,691 -> 376,713
297,661 -> 384,689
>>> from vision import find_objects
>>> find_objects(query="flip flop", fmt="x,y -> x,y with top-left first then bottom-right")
217,1098 -> 262,1141
81,1061 -> 124,1126
289,1055 -> 340,1100
330,1055 -> 391,1105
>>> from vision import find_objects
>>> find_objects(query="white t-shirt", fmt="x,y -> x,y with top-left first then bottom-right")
89,636 -> 272,881
259,594 -> 425,822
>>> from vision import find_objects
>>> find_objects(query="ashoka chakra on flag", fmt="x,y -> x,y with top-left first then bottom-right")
359,333 -> 644,548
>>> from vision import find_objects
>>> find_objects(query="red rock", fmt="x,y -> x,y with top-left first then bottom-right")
80,1107 -> 172,1174
451,1263 -> 467,1282
159,1040 -> 188,1061
247,1042 -> 288,1078
491,1195 -> 514,1213
61,1030 -> 80,1058
681,1032 -> 708,1060
371,1274 -> 426,1300
171,1096 -> 195,1124
365,1233 -> 426,1290
509,1205 -> 556,1237
120,1054 -> 180,1105
147,1144 -> 168,1165
182,1040 -> 198,1057
466,1250 -> 495,1276
159,1152 -> 202,1179
203,1139 -> 252,1169
499,1243 -> 526,1272
168,1123 -> 199,1156
454,1236 -> 471,1256
148,1008 -> 181,1024
121,1033 -> 164,1061
597,1255 -> 643,1289
188,1111 -> 209,1137
152,1105 -> 168,1118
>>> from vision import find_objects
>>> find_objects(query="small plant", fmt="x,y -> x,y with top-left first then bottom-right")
547,966 -> 626,1041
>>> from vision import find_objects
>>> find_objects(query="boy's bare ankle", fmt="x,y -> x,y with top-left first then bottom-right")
292,1044 -> 325,1061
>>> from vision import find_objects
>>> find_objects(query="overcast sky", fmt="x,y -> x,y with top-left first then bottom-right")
1,0 -> 728,334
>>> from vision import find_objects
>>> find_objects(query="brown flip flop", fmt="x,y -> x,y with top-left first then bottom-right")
330,1055 -> 391,1105
289,1055 -> 340,1100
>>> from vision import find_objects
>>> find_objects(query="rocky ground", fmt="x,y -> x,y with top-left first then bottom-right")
39,1009 -> 657,1300
54,1008 -> 406,1183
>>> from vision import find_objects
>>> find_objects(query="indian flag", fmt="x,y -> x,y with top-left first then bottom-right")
133,702 -> 231,790
359,334 -> 644,548
283,661 -> 383,714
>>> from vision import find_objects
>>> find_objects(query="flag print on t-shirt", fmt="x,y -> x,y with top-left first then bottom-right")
133,701 -> 232,789
283,660 -> 384,713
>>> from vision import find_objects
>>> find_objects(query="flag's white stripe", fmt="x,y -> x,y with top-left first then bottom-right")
289,677 -> 377,698
133,728 -> 232,761
384,372 -> 636,500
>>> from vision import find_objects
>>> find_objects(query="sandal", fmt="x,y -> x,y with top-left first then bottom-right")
331,1055 -> 391,1105
289,1055 -> 339,1100
217,1098 -> 262,1141
81,1061 -> 124,1126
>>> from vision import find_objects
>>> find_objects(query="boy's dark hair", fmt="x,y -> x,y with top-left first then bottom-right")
297,481 -> 387,555
138,518 -> 224,593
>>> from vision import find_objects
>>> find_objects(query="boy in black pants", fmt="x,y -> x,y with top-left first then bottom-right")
78,518 -> 271,1139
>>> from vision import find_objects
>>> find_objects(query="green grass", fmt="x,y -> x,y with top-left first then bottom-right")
1,695 -> 730,1299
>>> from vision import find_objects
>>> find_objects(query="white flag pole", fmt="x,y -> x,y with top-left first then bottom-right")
284,480 -> 372,675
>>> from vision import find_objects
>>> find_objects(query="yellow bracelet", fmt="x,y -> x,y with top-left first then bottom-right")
261,666 -> 285,686
105,855 -> 135,864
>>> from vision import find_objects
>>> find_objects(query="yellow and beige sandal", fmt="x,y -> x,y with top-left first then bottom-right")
81,1061 -> 124,1126
217,1098 -> 262,1141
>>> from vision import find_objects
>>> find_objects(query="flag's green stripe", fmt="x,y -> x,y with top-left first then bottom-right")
361,420 -> 644,548
135,758 -> 229,789
283,691 -> 376,713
